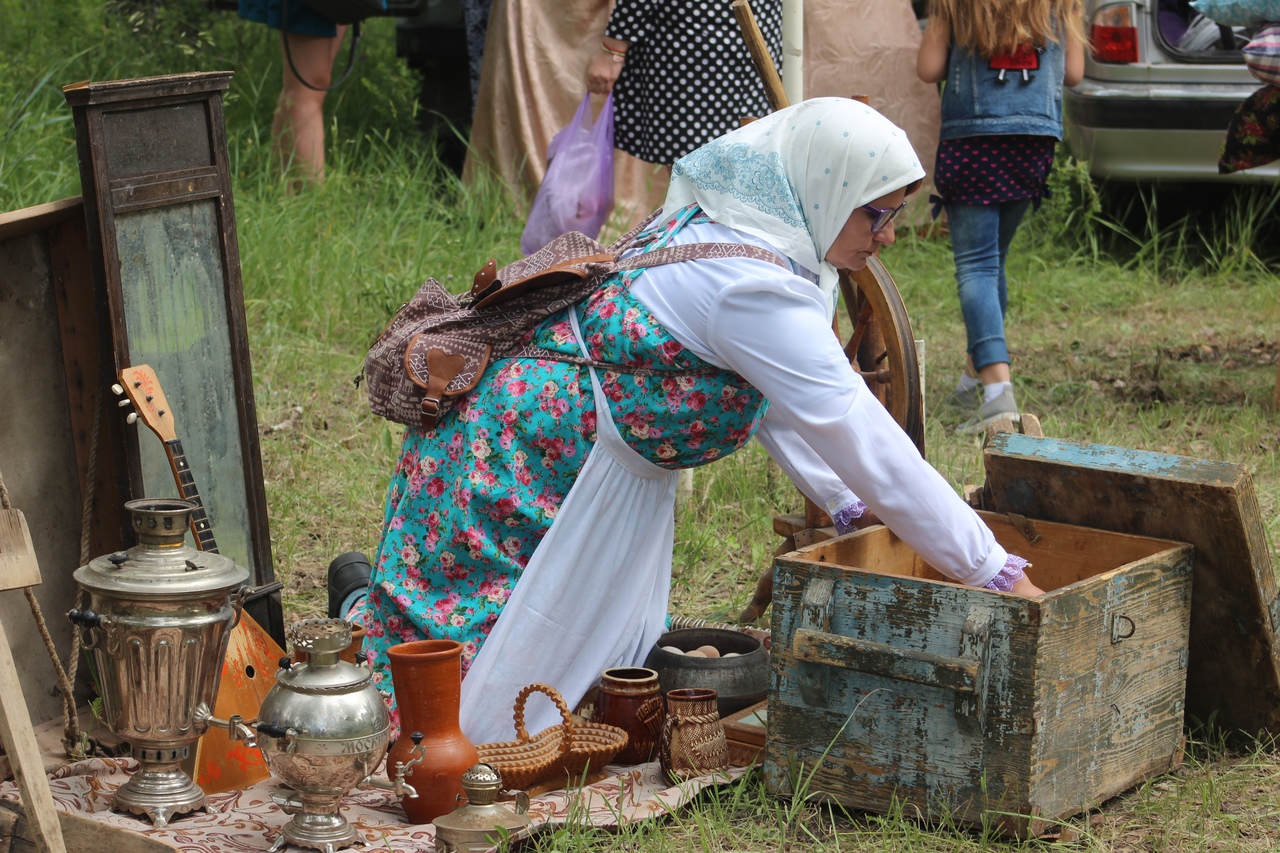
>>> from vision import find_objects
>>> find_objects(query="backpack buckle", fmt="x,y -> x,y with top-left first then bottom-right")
420,396 -> 442,429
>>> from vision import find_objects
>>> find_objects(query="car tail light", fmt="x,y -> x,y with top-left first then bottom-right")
1091,4 -> 1139,63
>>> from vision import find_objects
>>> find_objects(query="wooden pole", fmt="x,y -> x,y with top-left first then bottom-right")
732,0 -> 790,112
781,0 -> 804,105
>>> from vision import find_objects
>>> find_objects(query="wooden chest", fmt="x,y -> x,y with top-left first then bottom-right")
763,511 -> 1193,837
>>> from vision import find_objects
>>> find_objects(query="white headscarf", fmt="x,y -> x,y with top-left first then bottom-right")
662,98 -> 925,313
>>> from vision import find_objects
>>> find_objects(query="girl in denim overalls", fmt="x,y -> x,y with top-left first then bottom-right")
918,0 -> 1087,434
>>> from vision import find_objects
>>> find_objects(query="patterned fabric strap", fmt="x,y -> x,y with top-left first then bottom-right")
504,342 -> 720,377
616,241 -> 788,273
831,501 -> 869,535
983,554 -> 1029,592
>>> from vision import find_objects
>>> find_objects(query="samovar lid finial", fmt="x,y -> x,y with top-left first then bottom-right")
291,618 -> 352,655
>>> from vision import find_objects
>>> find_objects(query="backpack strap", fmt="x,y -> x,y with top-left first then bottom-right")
615,241 -> 792,272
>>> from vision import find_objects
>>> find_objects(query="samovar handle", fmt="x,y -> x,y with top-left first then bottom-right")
255,721 -> 299,754
230,582 -> 285,630
66,608 -> 105,650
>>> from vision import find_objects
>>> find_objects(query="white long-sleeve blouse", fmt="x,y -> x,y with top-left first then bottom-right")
625,219 -> 1006,587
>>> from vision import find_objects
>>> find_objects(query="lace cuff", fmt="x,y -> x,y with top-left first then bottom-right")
983,554 -> 1029,592
832,500 -> 869,535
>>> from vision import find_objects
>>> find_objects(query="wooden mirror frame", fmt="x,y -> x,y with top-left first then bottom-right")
64,72 -> 283,644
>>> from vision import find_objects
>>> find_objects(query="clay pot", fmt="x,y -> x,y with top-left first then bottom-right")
593,667 -> 665,765
658,688 -> 729,781
338,624 -> 367,665
643,628 -> 768,717
386,639 -> 479,825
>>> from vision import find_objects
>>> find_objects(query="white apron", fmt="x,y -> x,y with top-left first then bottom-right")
457,308 -> 679,746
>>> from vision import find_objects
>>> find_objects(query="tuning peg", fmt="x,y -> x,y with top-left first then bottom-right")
126,413 -> 138,424
111,383 -> 124,396
117,398 -> 133,408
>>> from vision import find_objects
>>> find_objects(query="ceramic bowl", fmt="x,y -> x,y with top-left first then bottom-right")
642,627 -> 769,717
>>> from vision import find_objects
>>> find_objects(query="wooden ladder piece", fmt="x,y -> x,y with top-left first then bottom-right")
0,508 -> 66,853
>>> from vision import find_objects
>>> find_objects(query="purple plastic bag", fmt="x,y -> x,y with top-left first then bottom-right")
521,94 -> 615,255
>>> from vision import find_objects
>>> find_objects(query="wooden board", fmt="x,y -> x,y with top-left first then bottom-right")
0,512 -> 40,591
0,199 -> 121,727
0,801 -> 177,853
722,699 -> 767,768
983,433 -> 1280,737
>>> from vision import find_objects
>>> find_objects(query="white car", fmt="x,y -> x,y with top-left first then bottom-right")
1065,0 -> 1280,183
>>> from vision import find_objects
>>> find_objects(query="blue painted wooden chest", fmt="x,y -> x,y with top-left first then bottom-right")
763,510 -> 1193,837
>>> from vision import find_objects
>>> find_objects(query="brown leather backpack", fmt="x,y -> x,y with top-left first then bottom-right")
363,221 -> 787,430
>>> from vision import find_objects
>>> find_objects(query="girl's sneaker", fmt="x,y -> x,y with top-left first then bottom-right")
943,384 -> 981,411
955,387 -> 1020,435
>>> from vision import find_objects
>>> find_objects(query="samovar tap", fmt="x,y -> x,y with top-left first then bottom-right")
359,731 -> 424,800
194,704 -> 264,750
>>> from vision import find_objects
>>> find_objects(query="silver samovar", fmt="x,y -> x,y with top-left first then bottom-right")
204,618 -> 424,853
68,498 -> 250,827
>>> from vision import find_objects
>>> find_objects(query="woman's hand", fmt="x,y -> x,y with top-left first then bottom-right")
850,509 -> 882,530
1010,575 -> 1046,597
586,38 -> 629,94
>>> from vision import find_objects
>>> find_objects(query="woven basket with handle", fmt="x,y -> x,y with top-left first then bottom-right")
475,683 -> 629,790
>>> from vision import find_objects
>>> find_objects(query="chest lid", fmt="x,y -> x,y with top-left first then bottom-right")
983,432 -> 1280,737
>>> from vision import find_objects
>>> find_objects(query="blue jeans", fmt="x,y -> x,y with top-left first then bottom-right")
946,200 -> 1032,371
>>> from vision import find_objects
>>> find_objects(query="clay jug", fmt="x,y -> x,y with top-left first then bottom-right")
658,688 -> 729,781
593,667 -> 665,765
386,639 -> 479,824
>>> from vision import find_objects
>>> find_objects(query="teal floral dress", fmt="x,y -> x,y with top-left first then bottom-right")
360,207 -> 770,729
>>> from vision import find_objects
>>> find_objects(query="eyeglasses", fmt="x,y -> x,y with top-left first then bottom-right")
861,200 -> 909,233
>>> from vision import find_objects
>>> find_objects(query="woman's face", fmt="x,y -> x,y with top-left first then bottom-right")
823,186 -> 908,271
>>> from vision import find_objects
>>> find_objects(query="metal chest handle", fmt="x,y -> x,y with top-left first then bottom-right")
791,605 -> 994,735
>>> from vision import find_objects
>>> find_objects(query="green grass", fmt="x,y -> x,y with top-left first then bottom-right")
6,3 -> 1280,848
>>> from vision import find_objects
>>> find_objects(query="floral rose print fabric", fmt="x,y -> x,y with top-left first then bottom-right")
360,208 -> 769,731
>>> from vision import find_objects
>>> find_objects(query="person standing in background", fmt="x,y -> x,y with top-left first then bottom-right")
585,0 -> 783,228
239,0 -> 348,184
917,0 -> 1085,434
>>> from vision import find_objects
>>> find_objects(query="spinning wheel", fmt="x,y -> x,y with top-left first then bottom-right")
839,259 -> 924,454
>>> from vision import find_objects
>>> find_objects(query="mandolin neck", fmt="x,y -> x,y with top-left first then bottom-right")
163,438 -> 219,554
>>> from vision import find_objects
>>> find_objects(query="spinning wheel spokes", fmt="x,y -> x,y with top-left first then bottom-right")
838,257 -> 925,456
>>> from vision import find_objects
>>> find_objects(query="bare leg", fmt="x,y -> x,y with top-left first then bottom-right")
977,362 -> 1011,386
273,25 -> 348,184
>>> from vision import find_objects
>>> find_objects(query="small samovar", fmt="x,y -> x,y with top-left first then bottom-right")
68,498 -> 251,827
432,764 -> 532,853
204,618 -> 424,853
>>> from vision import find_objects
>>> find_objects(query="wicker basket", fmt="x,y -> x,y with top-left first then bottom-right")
476,683 -> 629,790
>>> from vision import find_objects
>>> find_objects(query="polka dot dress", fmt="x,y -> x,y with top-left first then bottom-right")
933,134 -> 1057,204
606,0 -> 783,166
